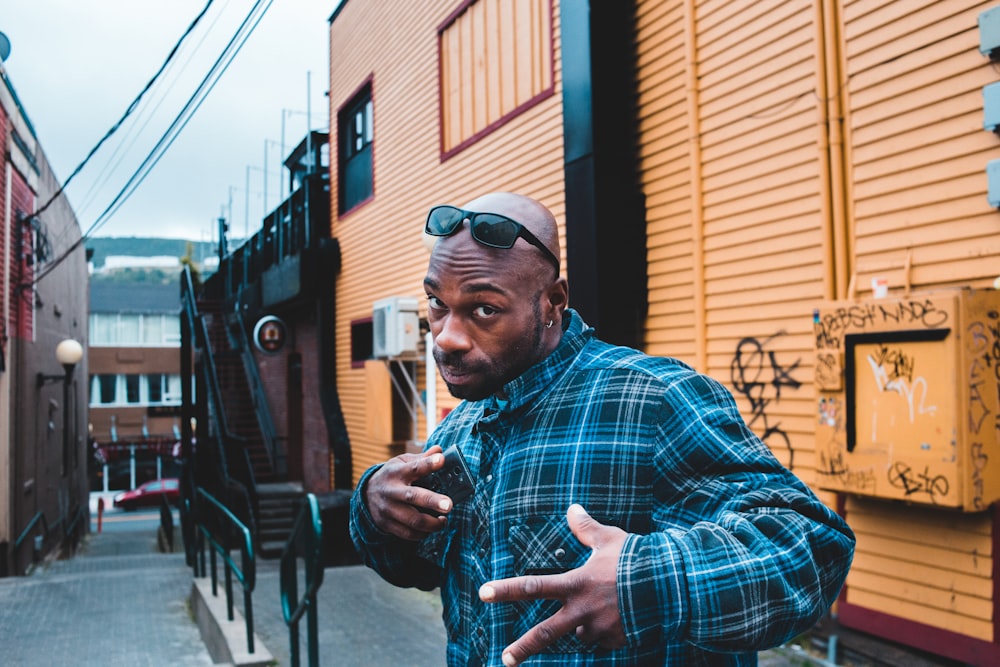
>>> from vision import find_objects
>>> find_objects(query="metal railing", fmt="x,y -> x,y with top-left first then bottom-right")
280,494 -> 324,667
64,504 -> 86,556
180,266 -> 259,555
13,512 -> 48,572
193,487 -> 257,655
225,306 -> 281,475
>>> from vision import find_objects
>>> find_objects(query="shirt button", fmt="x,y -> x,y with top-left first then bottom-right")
554,548 -> 566,560
478,547 -> 487,559
485,474 -> 493,483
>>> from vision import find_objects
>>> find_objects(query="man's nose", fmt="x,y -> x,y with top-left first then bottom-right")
433,314 -> 472,354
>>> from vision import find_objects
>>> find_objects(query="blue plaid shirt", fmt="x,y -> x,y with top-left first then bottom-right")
351,309 -> 855,666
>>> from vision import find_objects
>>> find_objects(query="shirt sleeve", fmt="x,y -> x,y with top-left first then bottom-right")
349,464 -> 443,591
616,371 -> 856,651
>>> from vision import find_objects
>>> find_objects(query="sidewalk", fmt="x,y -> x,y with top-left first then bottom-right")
0,519 -> 830,666
0,528 -> 213,667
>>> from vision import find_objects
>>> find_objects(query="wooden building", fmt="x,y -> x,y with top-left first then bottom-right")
325,0 -> 1000,664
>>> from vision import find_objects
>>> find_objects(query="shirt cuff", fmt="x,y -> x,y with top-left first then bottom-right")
617,531 -> 688,647
349,464 -> 395,546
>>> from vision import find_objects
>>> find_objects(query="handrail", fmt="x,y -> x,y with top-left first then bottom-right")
64,503 -> 86,554
13,511 -> 48,557
181,266 -> 259,565
280,494 -> 324,667
194,487 -> 257,654
225,305 -> 281,474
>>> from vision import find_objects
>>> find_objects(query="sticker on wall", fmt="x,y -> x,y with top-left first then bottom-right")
253,315 -> 287,354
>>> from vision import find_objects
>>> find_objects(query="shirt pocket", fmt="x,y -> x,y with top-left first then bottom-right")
509,515 -> 589,575
508,515 -> 598,655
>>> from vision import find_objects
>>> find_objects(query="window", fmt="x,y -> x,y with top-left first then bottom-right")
125,375 -> 141,404
439,0 -> 554,157
89,373 -> 184,406
97,375 -> 117,404
89,312 -> 182,346
338,82 -> 373,214
147,373 -> 164,403
350,317 -> 374,368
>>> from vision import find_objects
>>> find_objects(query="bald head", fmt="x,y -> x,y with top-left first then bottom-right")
460,192 -> 561,273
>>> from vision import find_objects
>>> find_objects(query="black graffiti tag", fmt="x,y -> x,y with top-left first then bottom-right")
814,299 -> 950,350
731,333 -> 801,464
887,461 -> 950,503
816,448 -> 876,492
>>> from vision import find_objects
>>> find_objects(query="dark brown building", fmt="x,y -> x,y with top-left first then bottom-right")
1,65 -> 89,576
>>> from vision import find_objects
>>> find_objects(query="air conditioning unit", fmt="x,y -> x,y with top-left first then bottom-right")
373,296 -> 420,358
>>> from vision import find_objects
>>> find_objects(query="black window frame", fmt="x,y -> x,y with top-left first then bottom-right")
338,82 -> 374,214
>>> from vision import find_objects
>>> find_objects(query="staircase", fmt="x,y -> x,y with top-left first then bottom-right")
257,482 -> 306,558
199,300 -> 275,483
199,299 -> 305,558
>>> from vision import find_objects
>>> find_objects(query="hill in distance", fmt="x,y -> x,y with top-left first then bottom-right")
86,237 -> 218,270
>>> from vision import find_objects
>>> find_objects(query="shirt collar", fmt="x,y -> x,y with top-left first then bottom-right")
486,308 -> 593,416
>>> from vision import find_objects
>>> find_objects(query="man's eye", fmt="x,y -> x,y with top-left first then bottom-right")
474,305 -> 498,318
427,296 -> 444,310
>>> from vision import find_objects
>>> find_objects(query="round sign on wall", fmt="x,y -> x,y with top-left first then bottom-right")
253,315 -> 287,353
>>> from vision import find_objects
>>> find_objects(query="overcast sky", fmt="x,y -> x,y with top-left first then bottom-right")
2,0 -> 340,243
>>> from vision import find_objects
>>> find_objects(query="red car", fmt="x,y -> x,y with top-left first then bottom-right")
113,478 -> 180,511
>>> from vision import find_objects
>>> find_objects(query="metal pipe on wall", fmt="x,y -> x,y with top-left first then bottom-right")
683,0 -> 708,373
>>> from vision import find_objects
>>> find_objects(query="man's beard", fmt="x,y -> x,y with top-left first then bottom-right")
434,319 -> 545,401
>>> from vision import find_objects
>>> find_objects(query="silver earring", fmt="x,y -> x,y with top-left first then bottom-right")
546,320 -> 553,329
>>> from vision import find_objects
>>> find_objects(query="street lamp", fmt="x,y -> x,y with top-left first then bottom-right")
37,338 -> 84,472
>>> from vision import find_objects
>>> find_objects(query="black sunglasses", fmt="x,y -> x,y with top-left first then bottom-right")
425,205 -> 560,274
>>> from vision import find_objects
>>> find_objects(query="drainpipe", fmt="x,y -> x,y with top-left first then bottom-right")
813,0 -> 837,302
822,0 -> 850,299
683,0 -> 707,372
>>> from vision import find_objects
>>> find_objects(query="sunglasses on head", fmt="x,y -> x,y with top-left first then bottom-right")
425,205 -> 560,274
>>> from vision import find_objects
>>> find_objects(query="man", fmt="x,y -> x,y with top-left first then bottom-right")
350,192 -> 855,666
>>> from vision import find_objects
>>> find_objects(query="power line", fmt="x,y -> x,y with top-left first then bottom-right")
32,0 -> 274,287
28,0 -> 215,225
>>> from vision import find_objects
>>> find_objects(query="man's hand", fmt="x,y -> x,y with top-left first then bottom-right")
364,445 -> 454,540
479,504 -> 628,666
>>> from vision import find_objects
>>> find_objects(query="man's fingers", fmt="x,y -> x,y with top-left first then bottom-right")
566,503 -> 613,548
407,448 -> 445,481
498,609 -> 577,667
480,572 -> 567,603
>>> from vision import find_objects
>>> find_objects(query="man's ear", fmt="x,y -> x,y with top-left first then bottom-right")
546,277 -> 569,314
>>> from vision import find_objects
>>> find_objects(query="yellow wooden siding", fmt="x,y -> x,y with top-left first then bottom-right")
329,0 -> 1000,652
440,0 -> 553,153
830,0 -> 1000,643
845,497 -> 995,641
844,0 -> 1000,295
329,0 -> 565,484
637,0 -> 828,488
637,0 -> 697,364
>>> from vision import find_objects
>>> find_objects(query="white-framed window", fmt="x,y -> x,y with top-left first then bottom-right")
88,312 -> 181,347
89,373 -> 186,407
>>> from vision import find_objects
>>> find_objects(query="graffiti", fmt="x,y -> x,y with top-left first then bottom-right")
816,448 -> 876,492
968,379 -> 990,435
866,348 -> 936,423
887,461 -> 950,502
869,344 -> 914,383
815,352 -> 840,389
970,441 -> 989,511
817,397 -> 841,430
730,332 -> 801,463
814,299 -> 950,350
966,314 -> 1000,440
